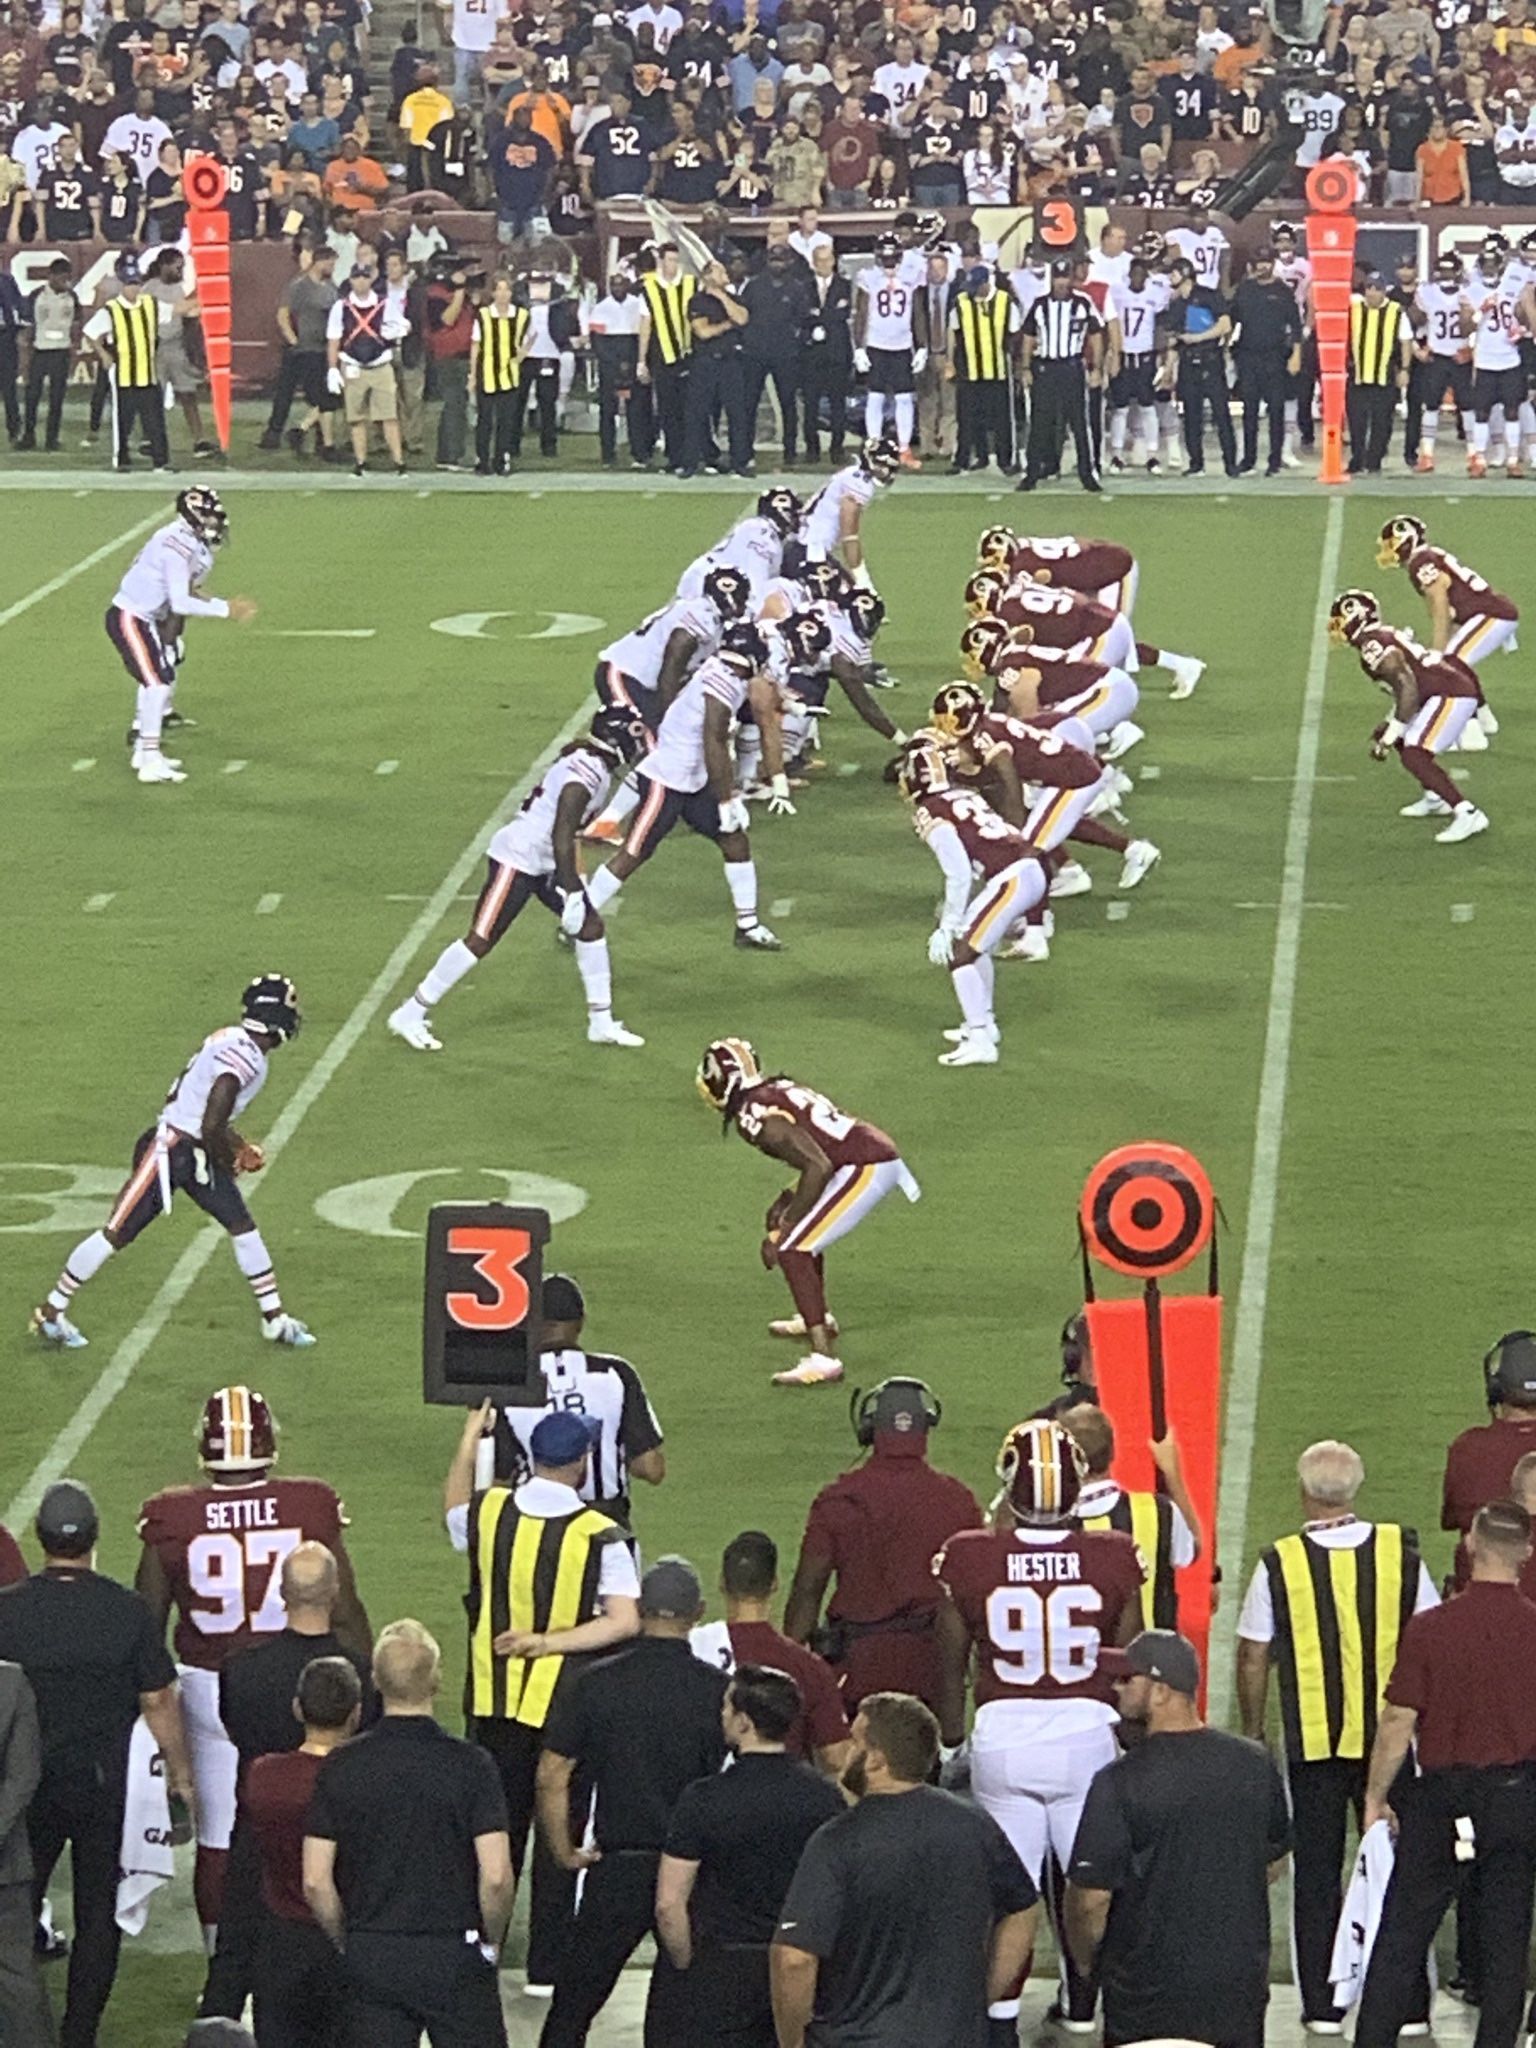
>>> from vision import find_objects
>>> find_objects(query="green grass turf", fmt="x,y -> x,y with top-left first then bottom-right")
1,483 -> 1532,2040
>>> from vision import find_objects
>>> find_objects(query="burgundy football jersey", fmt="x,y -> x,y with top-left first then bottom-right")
1033,659 -> 1115,706
937,1526 -> 1145,1706
1009,538 -> 1133,593
138,1477 -> 345,1669
1407,546 -> 1518,623
976,711 -> 1101,789
1356,625 -> 1480,701
735,1079 -> 898,1171
914,788 -> 1041,882
997,583 -> 1117,652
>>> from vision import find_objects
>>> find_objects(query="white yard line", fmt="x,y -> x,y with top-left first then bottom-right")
6,698 -> 593,1528
1206,492 -> 1344,1727
0,511 -> 161,630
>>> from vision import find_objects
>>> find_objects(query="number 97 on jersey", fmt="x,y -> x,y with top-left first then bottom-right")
423,1203 -> 551,1406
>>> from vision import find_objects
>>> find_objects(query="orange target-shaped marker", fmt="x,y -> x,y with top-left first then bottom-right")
1305,159 -> 1358,214
184,154 -> 232,452
1080,1143 -> 1214,1279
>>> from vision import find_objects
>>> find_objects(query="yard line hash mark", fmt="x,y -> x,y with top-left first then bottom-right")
72,759 -> 96,773
256,894 -> 282,915
83,894 -> 116,913
375,760 -> 399,776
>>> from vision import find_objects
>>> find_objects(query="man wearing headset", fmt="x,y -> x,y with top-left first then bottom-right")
783,1379 -> 982,1716
1442,1332 -> 1536,1538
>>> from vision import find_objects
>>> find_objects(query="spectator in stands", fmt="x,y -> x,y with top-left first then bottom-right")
1417,111 -> 1471,204
400,61 -> 455,192
729,34 -> 782,116
766,112 -> 823,207
322,133 -> 388,214
1383,73 -> 1435,200
488,99 -> 556,240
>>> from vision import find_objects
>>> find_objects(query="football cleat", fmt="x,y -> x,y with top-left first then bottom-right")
1119,839 -> 1162,889
897,447 -> 922,471
1103,719 -> 1145,760
769,1314 -> 840,1338
580,817 -> 624,843
1415,452 -> 1435,474
131,747 -> 183,771
587,1015 -> 644,1047
772,1355 -> 845,1386
262,1313 -> 316,1347
1477,703 -> 1500,734
1468,452 -> 1487,478
1400,793 -> 1452,817
943,1022 -> 1000,1044
733,922 -> 783,950
1167,656 -> 1206,699
136,755 -> 186,784
1434,803 -> 1490,844
1048,861 -> 1093,899
388,1004 -> 442,1052
939,1030 -> 1000,1066
30,1306 -> 87,1349
999,928 -> 1050,962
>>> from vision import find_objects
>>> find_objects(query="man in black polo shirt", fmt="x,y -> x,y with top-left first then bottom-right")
1066,1631 -> 1290,2048
1230,245 -> 1302,476
535,1557 -> 728,2048
302,1620 -> 512,2048
1162,259 -> 1238,477
658,1664 -> 843,2047
0,1481 -> 193,2048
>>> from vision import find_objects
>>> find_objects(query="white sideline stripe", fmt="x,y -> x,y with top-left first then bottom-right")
1207,493 -> 1343,1728
6,698 -> 593,1530
0,512 -> 160,630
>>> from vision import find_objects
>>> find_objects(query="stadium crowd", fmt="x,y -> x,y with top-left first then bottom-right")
3,1320 -> 1536,2048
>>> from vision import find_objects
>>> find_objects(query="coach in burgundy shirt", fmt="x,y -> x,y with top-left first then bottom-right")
1440,1331 -> 1536,1534
1355,1501 -> 1536,2048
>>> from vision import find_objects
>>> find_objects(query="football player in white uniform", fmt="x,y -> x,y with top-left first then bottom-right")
854,236 -> 923,464
1466,246 -> 1527,477
1270,222 -> 1314,466
388,708 -> 650,1053
582,624 -> 787,950
798,437 -> 898,587
107,487 -> 255,783
32,976 -> 314,1351
675,488 -> 802,607
1106,257 -> 1169,473
1413,254 -> 1475,472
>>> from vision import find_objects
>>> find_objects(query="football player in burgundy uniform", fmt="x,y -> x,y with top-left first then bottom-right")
978,526 -> 1140,616
898,736 -> 1052,1060
966,559 -> 1205,700
1376,516 -> 1518,725
135,1386 -> 370,1938
933,683 -> 1161,893
961,616 -> 1145,758
1330,589 -> 1490,843
936,1418 -> 1145,2036
695,1037 -> 920,1386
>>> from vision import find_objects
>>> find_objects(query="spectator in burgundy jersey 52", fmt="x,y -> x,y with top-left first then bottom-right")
1442,1330 -> 1536,1535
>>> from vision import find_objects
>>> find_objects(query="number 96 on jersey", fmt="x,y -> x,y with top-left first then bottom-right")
423,1203 -> 551,1405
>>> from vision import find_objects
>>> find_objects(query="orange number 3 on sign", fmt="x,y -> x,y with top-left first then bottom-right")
445,1227 -> 533,1330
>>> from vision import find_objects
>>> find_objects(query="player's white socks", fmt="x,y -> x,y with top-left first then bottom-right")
1134,404 -> 1159,454
952,959 -> 993,1033
864,391 -> 884,441
47,1229 -> 115,1311
1108,409 -> 1128,456
414,938 -> 478,1010
591,774 -> 642,833
137,679 -> 170,751
1471,420 -> 1490,453
574,938 -> 612,1015
723,859 -> 758,928
233,1229 -> 281,1318
894,394 -> 915,451
586,864 -> 624,913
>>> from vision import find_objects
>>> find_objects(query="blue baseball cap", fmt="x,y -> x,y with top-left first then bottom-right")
530,1411 -> 599,1467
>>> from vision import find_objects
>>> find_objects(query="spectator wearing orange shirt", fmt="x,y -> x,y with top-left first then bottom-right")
324,134 -> 390,211
1211,26 -> 1266,90
507,67 -> 573,155
1417,114 -> 1470,202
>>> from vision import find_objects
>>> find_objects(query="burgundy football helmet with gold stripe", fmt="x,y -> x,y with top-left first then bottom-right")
997,1417 -> 1088,1525
198,1385 -> 279,1472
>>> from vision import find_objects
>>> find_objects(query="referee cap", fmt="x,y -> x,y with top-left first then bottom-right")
529,1411 -> 600,1467
1049,257 -> 1073,278
36,1480 -> 99,1557
542,1273 -> 585,1323
640,1555 -> 703,1618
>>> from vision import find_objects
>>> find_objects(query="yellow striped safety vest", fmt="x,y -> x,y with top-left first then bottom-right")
467,1487 -> 620,1726
641,272 -> 695,365
1262,1522 -> 1419,1763
108,295 -> 159,387
1083,1488 -> 1176,1632
1349,298 -> 1404,386
473,305 -> 528,394
953,292 -> 1013,382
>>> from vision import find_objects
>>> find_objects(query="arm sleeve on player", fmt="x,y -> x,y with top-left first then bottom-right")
164,551 -> 230,619
1235,1560 -> 1274,1644
926,820 -> 973,929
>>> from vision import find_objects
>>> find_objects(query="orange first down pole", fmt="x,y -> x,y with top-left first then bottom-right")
184,156 -> 231,452
1304,159 -> 1360,487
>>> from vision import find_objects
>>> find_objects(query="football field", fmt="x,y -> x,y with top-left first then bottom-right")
1,475 -> 1532,2038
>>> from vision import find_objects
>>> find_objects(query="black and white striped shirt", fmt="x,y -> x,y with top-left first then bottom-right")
488,1347 -> 664,1515
1025,289 -> 1104,362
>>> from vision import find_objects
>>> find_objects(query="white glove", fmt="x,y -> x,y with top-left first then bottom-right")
1380,716 -> 1406,747
767,773 -> 796,817
853,346 -> 871,374
938,1739 -> 971,1791
890,727 -> 909,747
326,366 -> 344,396
927,926 -> 956,967
912,347 -> 928,373
718,796 -> 751,834
559,888 -> 588,936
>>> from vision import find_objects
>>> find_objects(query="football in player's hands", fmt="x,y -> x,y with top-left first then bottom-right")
233,1141 -> 266,1174
229,596 -> 257,624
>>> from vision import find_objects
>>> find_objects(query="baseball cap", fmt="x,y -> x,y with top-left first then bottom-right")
640,1555 -> 703,1618
529,1411 -> 599,1467
1116,1629 -> 1201,1696
541,1273 -> 585,1323
1049,257 -> 1073,278
36,1479 -> 99,1557
1488,1332 -> 1536,1402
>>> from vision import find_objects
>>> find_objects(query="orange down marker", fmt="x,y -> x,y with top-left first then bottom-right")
1304,159 -> 1360,488
1078,1143 -> 1223,1693
184,155 -> 231,452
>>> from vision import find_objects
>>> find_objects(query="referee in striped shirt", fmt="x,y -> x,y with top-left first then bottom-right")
1017,258 -> 1104,495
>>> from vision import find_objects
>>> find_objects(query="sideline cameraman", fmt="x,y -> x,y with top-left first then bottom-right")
424,252 -> 479,471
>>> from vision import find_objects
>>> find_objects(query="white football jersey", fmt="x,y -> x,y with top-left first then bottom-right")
113,520 -> 226,625
1416,280 -> 1471,357
873,59 -> 929,123
1273,253 -> 1312,315
1471,282 -> 1524,369
677,514 -> 783,605
1166,224 -> 1228,289
1109,282 -> 1163,357
489,747 -> 610,873
600,595 -> 721,692
761,573 -> 811,616
858,267 -> 918,351
640,657 -> 751,792
162,1027 -> 268,1140
801,465 -> 877,559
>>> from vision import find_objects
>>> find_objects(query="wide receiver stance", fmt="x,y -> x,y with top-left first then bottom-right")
936,1419 -> 1144,2038
136,1386 -> 369,1945
107,486 -> 256,783
389,707 -> 649,1053
1376,515 -> 1517,739
696,1037 -> 920,1386
1330,590 -> 1490,842
32,975 -> 314,1350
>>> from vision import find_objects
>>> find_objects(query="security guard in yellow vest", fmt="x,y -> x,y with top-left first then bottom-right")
947,266 -> 1021,475
636,243 -> 695,473
470,276 -> 529,476
1236,1440 -> 1437,2030
1064,1404 -> 1203,1632
445,1404 -> 639,1987
84,251 -> 170,471
1346,276 -> 1411,475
